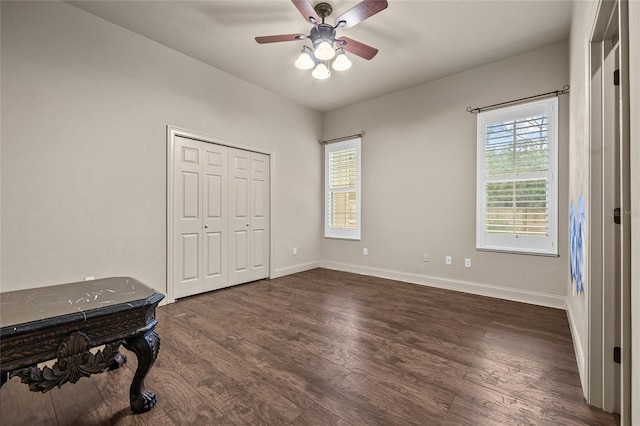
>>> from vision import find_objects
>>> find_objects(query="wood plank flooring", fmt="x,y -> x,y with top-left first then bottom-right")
0,268 -> 617,425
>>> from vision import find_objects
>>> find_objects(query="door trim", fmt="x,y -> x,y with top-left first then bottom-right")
166,125 -> 274,304
587,0 -> 631,422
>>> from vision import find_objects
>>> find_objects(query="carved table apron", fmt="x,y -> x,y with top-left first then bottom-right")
0,277 -> 164,413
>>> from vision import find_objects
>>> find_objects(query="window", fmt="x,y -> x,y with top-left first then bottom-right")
325,138 -> 361,240
476,98 -> 558,255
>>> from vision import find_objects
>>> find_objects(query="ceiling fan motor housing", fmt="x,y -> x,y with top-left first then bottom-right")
310,24 -> 336,47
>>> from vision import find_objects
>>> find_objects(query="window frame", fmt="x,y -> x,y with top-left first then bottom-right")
324,138 -> 361,240
476,97 -> 559,256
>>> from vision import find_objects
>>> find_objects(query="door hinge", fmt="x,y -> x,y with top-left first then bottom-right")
614,346 -> 621,364
614,207 -> 621,224
614,69 -> 620,86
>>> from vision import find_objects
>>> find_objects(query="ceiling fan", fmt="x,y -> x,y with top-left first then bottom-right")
255,0 -> 388,79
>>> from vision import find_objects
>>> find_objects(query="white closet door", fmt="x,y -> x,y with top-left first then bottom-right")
202,143 -> 228,291
249,152 -> 270,282
229,148 -> 252,285
172,136 -> 268,298
228,149 -> 270,285
174,136 -> 204,298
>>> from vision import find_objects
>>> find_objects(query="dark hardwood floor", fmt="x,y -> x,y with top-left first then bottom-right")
0,268 -> 617,425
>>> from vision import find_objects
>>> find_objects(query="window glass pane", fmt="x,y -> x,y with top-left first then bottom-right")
485,179 -> 548,236
330,191 -> 357,229
329,149 -> 357,189
485,114 -> 549,177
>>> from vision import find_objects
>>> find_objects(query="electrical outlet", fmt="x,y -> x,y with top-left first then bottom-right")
293,247 -> 298,255
445,256 -> 452,265
84,276 -> 95,281
465,258 -> 471,268
423,253 -> 430,262
363,248 -> 368,256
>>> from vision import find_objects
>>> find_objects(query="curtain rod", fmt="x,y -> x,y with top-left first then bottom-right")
318,131 -> 365,145
466,85 -> 570,114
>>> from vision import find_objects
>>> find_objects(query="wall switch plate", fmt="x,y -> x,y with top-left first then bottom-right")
423,253 -> 430,262
293,247 -> 297,255
445,256 -> 452,265
465,258 -> 471,268
363,248 -> 368,256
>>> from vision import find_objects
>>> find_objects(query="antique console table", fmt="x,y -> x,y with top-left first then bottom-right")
0,277 -> 164,413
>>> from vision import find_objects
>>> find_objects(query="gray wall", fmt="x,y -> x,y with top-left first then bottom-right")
321,42 -> 570,307
0,1 -> 323,293
565,0 -> 598,392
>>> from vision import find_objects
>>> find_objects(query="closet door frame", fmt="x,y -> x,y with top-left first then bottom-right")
166,126 -> 274,304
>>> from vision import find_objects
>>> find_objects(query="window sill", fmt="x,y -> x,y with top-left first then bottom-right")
476,247 -> 559,257
324,236 -> 361,241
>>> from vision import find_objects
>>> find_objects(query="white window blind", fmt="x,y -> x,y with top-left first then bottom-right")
476,98 -> 558,255
325,138 -> 361,240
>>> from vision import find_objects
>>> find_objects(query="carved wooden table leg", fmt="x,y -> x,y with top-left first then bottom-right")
123,329 -> 160,413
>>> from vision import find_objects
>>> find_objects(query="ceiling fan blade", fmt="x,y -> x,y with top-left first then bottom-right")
291,0 -> 320,24
337,37 -> 378,60
334,0 -> 388,29
255,34 -> 306,44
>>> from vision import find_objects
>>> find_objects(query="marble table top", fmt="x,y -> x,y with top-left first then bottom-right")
1,277 -> 161,334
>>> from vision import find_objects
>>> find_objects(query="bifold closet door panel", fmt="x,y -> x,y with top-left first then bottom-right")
229,148 -> 252,285
249,152 -> 270,282
202,143 -> 229,292
228,148 -> 270,285
174,136 -> 204,298
174,137 -> 229,298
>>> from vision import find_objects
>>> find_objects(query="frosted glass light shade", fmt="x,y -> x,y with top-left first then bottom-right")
314,41 -> 335,61
295,51 -> 314,70
332,51 -> 352,71
312,63 -> 331,80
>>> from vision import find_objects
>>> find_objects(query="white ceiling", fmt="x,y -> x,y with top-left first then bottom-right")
67,0 -> 573,113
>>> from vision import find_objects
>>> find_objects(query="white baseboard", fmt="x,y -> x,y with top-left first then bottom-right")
566,300 -> 588,396
320,261 -> 567,309
271,261 -> 322,279
270,260 -> 567,309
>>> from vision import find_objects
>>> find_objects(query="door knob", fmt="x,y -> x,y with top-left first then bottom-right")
246,224 -> 249,227
204,225 -> 208,229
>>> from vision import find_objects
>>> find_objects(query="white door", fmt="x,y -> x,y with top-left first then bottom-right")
174,137 -> 229,298
228,148 -> 270,285
174,136 -> 204,298
229,148 -> 251,285
202,143 -> 229,292
249,152 -> 270,282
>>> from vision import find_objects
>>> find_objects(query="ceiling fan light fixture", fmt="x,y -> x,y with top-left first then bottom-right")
295,48 -> 315,70
312,62 -> 331,80
332,49 -> 352,71
256,0 -> 389,80
314,40 -> 335,61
